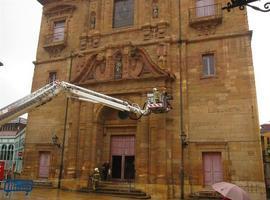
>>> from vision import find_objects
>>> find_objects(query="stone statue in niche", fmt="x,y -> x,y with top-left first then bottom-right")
152,1 -> 159,18
114,54 -> 122,79
76,57 -> 86,74
90,11 -> 96,29
157,44 -> 167,69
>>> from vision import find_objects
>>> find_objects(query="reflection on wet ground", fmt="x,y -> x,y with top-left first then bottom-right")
0,188 -> 137,200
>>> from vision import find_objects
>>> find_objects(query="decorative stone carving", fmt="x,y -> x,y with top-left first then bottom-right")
157,21 -> 168,38
44,4 -> 76,19
142,24 -> 152,40
94,54 -> 106,80
79,32 -> 88,50
195,24 -> 218,36
46,46 -> 65,58
157,43 -> 167,69
75,56 -> 87,77
141,21 -> 169,40
91,32 -> 101,48
114,53 -> 123,80
129,49 -> 144,78
72,46 -> 174,85
79,31 -> 101,50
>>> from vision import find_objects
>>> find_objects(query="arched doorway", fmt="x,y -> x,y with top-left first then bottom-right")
97,106 -> 137,181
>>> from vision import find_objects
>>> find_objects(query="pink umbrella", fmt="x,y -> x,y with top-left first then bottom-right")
212,182 -> 250,200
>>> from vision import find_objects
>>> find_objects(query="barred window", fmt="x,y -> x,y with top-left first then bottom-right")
113,0 -> 134,28
202,54 -> 215,76
48,72 -> 57,83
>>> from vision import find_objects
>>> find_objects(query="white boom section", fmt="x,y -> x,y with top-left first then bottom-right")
0,81 -> 149,126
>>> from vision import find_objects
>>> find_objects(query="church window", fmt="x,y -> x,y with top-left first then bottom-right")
113,0 -> 134,28
202,54 -> 215,76
53,20 -> 65,42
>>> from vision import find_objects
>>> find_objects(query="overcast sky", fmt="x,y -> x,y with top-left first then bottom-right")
0,0 -> 269,124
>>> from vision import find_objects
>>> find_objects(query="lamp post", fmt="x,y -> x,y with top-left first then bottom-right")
180,131 -> 188,200
56,52 -> 74,189
222,0 -> 270,12
51,133 -> 62,188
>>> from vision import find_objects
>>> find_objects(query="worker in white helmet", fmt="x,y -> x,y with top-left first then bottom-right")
153,88 -> 160,103
90,167 -> 100,191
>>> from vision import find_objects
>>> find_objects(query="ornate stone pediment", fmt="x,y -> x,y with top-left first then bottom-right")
72,47 -> 174,85
44,2 -> 77,18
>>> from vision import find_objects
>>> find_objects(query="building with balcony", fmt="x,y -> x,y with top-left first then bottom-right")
0,117 -> 26,174
23,0 -> 265,199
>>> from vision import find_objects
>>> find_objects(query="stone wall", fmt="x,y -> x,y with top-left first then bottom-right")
23,0 -> 266,199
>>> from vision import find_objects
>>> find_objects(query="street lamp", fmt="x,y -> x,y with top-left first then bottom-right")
51,133 -> 64,189
180,131 -> 188,200
222,0 -> 270,12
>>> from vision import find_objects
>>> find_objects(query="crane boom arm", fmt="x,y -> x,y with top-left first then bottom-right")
0,81 -> 172,126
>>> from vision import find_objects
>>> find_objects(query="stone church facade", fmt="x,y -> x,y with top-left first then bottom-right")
22,0 -> 265,199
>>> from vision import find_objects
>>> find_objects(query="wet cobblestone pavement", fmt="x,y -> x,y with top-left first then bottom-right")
0,188 -> 138,200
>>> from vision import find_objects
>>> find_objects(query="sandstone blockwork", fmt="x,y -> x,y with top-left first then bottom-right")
24,0 -> 266,199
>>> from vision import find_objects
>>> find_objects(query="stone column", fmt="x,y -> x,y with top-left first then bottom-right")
136,115 -> 149,183
65,99 -> 81,178
149,113 -> 167,184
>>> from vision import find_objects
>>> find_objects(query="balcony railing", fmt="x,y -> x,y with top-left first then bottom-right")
189,4 -> 223,28
44,32 -> 67,48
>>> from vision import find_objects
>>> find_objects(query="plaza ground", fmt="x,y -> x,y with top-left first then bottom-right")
0,188 -> 139,200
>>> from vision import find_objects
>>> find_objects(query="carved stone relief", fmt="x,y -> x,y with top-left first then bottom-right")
141,21 -> 169,40
44,4 -> 76,19
114,53 -> 123,80
94,53 -> 106,80
156,43 -> 167,69
80,33 -> 88,50
72,45 -> 174,85
79,31 -> 101,50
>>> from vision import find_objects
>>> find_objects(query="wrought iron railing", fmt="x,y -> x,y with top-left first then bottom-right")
189,4 -> 222,24
44,32 -> 67,46
222,0 -> 270,12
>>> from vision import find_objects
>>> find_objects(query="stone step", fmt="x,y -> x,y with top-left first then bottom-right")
80,187 -> 151,199
33,180 -> 54,188
98,181 -> 136,190
188,190 -> 222,200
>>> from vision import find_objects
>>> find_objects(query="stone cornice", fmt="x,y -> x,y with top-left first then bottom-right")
185,30 -> 252,44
